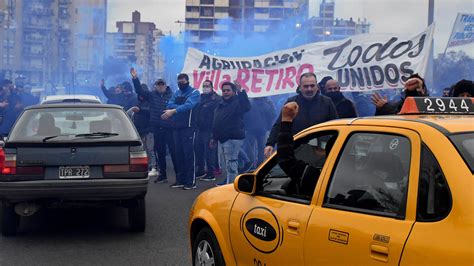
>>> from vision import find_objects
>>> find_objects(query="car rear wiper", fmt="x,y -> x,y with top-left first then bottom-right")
74,132 -> 119,138
42,134 -> 74,142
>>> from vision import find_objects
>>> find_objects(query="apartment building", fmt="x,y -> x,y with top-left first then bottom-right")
107,11 -> 157,84
185,0 -> 309,46
0,0 -> 106,88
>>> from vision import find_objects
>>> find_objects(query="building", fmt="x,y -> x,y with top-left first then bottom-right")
0,0 -> 107,88
107,11 -> 157,84
185,0 -> 309,47
307,0 -> 370,41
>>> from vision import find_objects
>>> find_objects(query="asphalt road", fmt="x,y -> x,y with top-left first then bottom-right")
0,168 -> 223,266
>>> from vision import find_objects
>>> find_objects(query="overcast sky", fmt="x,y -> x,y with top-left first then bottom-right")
107,0 -> 474,55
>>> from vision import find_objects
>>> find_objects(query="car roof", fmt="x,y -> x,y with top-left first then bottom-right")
41,94 -> 102,104
24,103 -> 124,110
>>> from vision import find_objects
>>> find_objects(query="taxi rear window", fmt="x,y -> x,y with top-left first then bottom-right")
450,132 -> 474,173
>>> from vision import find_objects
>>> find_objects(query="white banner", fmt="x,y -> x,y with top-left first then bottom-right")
447,13 -> 474,48
182,25 -> 434,97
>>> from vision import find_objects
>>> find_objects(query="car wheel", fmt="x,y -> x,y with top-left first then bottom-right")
193,227 -> 225,266
1,204 -> 19,237
128,198 -> 145,232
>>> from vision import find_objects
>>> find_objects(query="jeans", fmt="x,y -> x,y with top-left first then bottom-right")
141,132 -> 156,169
173,127 -> 196,187
194,130 -> 217,176
154,126 -> 177,179
219,139 -> 243,184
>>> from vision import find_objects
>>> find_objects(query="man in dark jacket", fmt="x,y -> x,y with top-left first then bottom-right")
161,73 -> 200,190
264,73 -> 338,158
211,81 -> 251,185
127,83 -> 157,175
371,73 -> 428,115
324,79 -> 358,118
100,80 -> 135,110
195,80 -> 220,181
277,102 -> 337,197
131,68 -> 177,184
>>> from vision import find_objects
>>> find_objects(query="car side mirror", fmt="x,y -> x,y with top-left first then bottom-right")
234,173 -> 256,195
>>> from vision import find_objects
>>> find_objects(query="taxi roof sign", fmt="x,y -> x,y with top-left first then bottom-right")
399,97 -> 474,115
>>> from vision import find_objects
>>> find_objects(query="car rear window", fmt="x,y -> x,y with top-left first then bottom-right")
450,132 -> 474,172
8,107 -> 139,143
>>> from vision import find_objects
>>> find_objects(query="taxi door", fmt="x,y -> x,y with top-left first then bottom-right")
304,127 -> 420,265
229,192 -> 313,266
228,130 -> 340,265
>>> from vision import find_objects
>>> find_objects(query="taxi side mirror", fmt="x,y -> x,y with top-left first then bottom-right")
234,173 -> 256,195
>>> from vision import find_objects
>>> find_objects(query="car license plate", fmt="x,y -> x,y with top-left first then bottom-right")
59,166 -> 90,179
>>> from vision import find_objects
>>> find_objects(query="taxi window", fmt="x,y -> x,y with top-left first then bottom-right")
324,133 -> 411,219
256,131 -> 338,204
417,145 -> 452,222
449,132 -> 474,172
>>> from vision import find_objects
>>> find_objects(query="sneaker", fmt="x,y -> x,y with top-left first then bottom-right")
154,177 -> 168,184
170,183 -> 184,188
148,168 -> 158,177
196,172 -> 207,180
183,185 -> 197,190
200,175 -> 216,182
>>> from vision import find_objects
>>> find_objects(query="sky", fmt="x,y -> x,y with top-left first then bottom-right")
107,0 -> 474,55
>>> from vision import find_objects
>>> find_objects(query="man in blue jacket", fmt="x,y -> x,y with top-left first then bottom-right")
161,74 -> 200,190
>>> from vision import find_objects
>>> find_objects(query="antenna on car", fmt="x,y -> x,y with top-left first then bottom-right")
72,65 -> 76,102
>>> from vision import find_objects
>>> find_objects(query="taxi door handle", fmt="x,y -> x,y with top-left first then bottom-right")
287,220 -> 300,235
370,244 -> 389,262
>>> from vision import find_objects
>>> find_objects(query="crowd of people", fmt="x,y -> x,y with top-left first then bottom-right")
0,72 -> 472,190
97,69 -> 473,190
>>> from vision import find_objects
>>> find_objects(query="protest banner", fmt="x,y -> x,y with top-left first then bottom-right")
446,13 -> 474,48
182,25 -> 434,97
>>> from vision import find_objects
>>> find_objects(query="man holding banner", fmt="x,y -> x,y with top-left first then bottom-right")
264,73 -> 338,158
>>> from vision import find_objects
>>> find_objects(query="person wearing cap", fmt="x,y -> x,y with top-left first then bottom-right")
371,73 -> 428,115
211,81 -> 251,186
451,79 -> 474,98
264,72 -> 338,158
277,102 -> 337,197
130,68 -> 177,184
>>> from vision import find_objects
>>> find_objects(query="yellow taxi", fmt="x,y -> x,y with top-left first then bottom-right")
189,97 -> 473,266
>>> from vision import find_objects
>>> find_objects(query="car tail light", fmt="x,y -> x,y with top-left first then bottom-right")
130,151 -> 148,172
103,164 -> 129,173
0,148 -> 5,172
2,153 -> 16,175
16,167 -> 44,175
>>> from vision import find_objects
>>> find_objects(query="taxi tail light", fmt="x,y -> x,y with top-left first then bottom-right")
2,153 -> 16,175
0,148 -> 5,173
129,151 -> 148,172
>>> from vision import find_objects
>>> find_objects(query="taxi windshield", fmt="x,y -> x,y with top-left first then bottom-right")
450,132 -> 474,172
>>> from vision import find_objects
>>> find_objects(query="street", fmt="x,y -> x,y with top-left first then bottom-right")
0,166 -> 218,266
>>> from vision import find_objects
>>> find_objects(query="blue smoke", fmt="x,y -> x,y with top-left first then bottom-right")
159,16 -> 312,84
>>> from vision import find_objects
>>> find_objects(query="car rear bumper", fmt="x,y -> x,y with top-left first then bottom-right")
0,178 -> 149,202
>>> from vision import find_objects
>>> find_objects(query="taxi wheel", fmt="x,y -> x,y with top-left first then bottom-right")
1,204 -> 19,237
128,198 -> 146,232
193,227 -> 225,266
